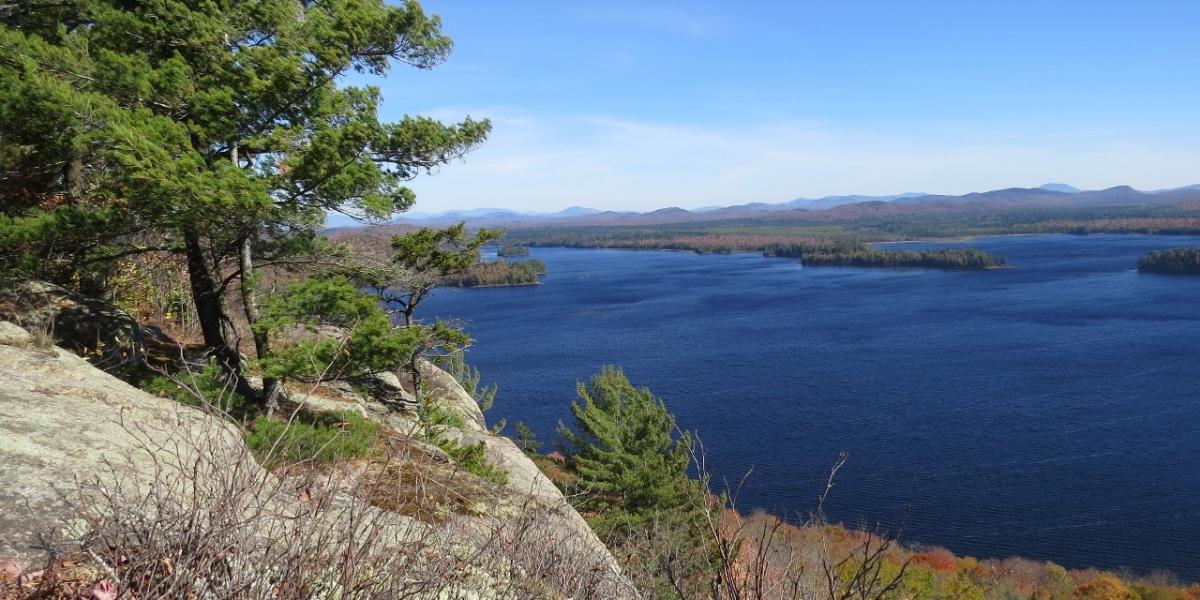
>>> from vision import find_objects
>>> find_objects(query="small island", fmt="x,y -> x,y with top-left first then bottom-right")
1137,247 -> 1200,274
497,244 -> 531,257
443,258 -> 547,287
764,243 -> 1005,270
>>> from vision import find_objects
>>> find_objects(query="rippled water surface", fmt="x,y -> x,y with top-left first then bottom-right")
421,234 -> 1200,578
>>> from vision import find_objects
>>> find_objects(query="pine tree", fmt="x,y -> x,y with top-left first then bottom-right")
373,222 -> 501,326
0,1 -> 489,400
558,366 -> 701,529
514,421 -> 541,454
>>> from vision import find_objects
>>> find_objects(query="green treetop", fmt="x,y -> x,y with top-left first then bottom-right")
0,0 -> 489,399
558,366 -> 702,530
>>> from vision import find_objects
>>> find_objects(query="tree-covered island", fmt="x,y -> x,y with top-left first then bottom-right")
1137,247 -> 1200,274
442,257 -> 546,287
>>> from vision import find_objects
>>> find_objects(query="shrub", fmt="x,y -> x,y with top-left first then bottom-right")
139,360 -> 249,415
437,350 -> 498,413
418,399 -> 508,485
245,410 -> 380,468
420,398 -> 468,431
15,412 -> 632,600
437,438 -> 509,485
255,277 -> 420,382
1078,575 -> 1143,600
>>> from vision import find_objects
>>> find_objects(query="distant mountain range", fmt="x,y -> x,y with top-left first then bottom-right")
384,183 -> 1200,228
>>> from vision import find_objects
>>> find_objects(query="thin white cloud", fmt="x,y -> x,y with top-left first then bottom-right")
402,109 -> 1200,213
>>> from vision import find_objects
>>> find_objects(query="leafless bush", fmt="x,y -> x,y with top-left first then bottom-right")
2,384 -> 635,599
609,440 -> 909,600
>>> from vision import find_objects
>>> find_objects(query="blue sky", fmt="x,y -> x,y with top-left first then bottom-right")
361,0 -> 1200,214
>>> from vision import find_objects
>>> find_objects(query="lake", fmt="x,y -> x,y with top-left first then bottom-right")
421,234 -> 1200,579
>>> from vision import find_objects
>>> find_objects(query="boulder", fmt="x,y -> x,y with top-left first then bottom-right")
0,323 -> 250,562
282,388 -> 373,418
373,370 -> 404,390
450,430 -> 561,504
394,359 -> 625,583
410,359 -> 486,432
353,370 -> 418,410
0,320 -> 32,347
446,429 -> 628,588
422,367 -> 619,581
0,280 -> 183,368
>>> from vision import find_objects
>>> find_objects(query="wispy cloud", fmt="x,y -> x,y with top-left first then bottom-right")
404,109 -> 1200,213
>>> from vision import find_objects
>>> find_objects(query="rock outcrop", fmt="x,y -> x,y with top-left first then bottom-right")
288,355 -> 620,580
0,281 -> 181,368
0,320 -> 32,347
410,358 -> 487,431
0,321 -> 634,597
0,323 -> 249,562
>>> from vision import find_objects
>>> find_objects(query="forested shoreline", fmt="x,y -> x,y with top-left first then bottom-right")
496,202 -> 1200,267
493,235 -> 1008,271
1138,247 -> 1200,274
488,203 -> 1200,272
497,244 -> 530,257
763,243 -> 1005,269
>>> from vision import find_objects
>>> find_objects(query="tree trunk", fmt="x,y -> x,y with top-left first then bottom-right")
228,139 -> 276,407
401,285 -> 430,327
239,233 -> 281,412
409,353 -> 423,406
64,156 -> 84,200
185,231 -> 253,400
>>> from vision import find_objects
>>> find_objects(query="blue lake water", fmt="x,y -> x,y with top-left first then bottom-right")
420,234 -> 1200,579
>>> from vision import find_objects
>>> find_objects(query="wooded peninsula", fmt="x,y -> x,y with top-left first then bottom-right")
495,230 -> 1007,270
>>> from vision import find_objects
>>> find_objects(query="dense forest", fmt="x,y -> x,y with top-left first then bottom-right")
763,242 -> 1004,269
1137,247 -> 1200,274
497,244 -> 530,256
442,258 -> 546,286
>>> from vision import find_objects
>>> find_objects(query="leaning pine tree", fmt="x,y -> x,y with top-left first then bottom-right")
0,0 -> 489,402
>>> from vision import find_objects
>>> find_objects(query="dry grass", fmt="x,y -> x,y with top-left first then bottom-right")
0,404 -> 634,600
274,427 -> 506,525
360,435 -> 502,523
24,315 -> 56,350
